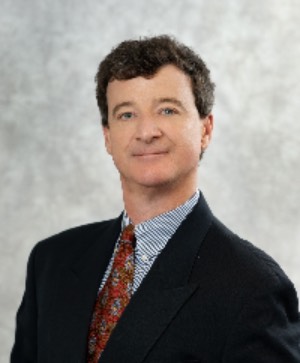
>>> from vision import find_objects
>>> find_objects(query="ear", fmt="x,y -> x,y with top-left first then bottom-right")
201,114 -> 214,150
102,126 -> 112,155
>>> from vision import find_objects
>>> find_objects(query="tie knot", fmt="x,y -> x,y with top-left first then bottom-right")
120,224 -> 135,245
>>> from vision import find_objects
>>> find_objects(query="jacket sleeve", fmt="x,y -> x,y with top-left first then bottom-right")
223,272 -> 300,362
11,244 -> 39,363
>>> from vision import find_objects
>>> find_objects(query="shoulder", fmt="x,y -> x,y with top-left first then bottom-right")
205,221 -> 300,361
28,217 -> 120,269
192,216 -> 300,339
198,217 -> 295,296
36,218 -> 117,249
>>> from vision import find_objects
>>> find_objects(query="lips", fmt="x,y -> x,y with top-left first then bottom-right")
132,150 -> 168,157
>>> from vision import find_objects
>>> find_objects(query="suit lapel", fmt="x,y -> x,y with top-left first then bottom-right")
48,216 -> 123,362
101,195 -> 213,363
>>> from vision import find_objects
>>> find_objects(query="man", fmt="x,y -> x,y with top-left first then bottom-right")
11,35 -> 300,362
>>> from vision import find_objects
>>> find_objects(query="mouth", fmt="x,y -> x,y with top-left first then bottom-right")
133,151 -> 168,158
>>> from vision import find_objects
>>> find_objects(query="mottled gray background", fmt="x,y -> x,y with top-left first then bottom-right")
1,0 -> 299,360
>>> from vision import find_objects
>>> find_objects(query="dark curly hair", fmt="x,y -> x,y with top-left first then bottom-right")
95,35 -> 215,127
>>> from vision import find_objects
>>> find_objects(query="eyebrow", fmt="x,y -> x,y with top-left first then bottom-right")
111,101 -> 135,117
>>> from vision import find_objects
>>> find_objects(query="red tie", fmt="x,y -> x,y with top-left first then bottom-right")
87,224 -> 135,362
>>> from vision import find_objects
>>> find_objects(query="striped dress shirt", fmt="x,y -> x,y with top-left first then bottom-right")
99,190 -> 200,293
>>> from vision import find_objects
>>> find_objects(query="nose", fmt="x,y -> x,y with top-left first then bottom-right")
135,116 -> 162,143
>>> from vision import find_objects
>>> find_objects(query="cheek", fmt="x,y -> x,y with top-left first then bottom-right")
106,129 -> 132,160
180,122 -> 202,153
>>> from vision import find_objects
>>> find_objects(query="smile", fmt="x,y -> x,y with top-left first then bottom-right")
133,151 -> 168,159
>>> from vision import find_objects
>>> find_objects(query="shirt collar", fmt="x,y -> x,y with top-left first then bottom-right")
122,190 -> 200,259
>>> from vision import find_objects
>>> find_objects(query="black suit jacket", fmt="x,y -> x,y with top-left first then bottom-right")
11,195 -> 300,362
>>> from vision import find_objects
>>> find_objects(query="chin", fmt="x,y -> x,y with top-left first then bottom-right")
136,177 -> 172,189
125,172 -> 175,190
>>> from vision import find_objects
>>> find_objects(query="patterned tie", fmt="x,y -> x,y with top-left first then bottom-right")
87,224 -> 135,363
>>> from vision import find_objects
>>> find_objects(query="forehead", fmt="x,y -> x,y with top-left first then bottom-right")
106,65 -> 194,106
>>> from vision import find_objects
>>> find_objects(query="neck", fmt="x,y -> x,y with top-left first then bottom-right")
122,179 -> 198,225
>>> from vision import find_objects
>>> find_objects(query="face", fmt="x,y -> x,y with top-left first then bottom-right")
103,65 -> 213,193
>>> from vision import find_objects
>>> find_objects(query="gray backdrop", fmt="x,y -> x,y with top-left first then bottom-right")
1,0 -> 299,361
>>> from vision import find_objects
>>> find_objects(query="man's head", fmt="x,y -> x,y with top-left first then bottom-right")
98,36 -> 214,197
95,35 -> 215,127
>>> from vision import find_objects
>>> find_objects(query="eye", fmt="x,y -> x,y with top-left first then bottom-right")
118,112 -> 135,120
160,107 -> 179,116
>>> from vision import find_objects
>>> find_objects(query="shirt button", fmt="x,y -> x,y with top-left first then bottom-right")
141,254 -> 148,262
